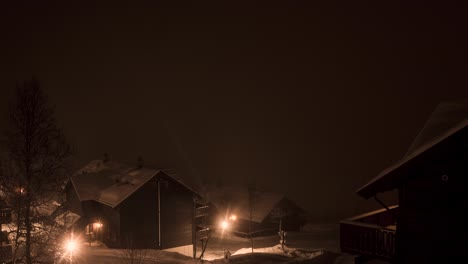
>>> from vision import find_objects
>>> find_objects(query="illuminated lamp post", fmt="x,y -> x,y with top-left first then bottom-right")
220,220 -> 231,259
65,233 -> 79,264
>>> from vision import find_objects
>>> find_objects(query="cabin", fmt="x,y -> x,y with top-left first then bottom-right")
0,200 -> 12,262
203,185 -> 307,237
66,159 -> 198,257
341,101 -> 468,263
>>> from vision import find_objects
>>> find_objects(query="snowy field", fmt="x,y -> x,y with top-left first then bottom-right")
66,224 -> 355,264
199,224 -> 342,260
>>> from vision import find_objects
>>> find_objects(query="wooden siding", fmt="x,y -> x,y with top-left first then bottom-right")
82,201 -> 121,247
119,177 -> 158,249
397,150 -> 468,263
340,221 -> 395,261
340,206 -> 398,261
71,171 -> 196,251
160,177 -> 193,249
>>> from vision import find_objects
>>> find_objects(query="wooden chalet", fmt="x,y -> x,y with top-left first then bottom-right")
204,185 -> 307,237
67,159 -> 201,257
341,101 -> 468,263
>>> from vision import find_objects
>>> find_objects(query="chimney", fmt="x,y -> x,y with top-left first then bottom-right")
103,153 -> 109,163
137,156 -> 143,169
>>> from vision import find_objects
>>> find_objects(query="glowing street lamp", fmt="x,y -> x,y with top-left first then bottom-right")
64,233 -> 79,264
219,220 -> 231,258
228,214 -> 237,221
65,239 -> 77,253
220,220 -> 229,230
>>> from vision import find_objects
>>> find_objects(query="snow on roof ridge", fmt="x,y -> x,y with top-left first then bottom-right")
204,184 -> 287,223
71,160 -> 160,207
357,119 -> 468,197
404,100 -> 468,159
71,160 -> 197,208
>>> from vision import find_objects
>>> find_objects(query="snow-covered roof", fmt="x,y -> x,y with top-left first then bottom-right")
357,101 -> 468,199
405,100 -> 468,157
70,160 -> 193,208
204,185 -> 287,223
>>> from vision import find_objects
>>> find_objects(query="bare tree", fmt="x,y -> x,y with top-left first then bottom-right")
0,155 -> 24,262
270,207 -> 288,250
0,79 -> 71,264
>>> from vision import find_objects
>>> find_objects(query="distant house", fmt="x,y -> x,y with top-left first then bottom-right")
203,185 -> 307,237
341,101 -> 468,263
66,159 -> 198,257
0,200 -> 12,262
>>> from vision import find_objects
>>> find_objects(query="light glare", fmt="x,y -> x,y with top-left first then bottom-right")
65,239 -> 77,252
229,215 -> 237,221
220,220 -> 229,229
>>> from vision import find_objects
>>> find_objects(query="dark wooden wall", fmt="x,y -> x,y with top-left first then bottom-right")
397,134 -> 468,263
76,173 -> 195,250
119,177 -> 158,249
159,176 -> 194,249
81,200 -> 121,247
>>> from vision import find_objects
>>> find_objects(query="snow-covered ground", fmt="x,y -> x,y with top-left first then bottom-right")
63,244 -> 195,264
68,224 -> 355,264
198,224 -> 342,260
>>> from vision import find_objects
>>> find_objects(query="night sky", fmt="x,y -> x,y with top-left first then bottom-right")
1,2 -> 467,221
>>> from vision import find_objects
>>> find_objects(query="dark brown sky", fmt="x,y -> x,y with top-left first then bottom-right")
1,2 -> 467,221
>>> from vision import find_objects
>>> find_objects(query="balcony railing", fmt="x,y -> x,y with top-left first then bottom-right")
340,220 -> 395,261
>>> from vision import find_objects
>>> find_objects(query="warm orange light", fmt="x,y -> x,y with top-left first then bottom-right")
220,220 -> 229,229
229,215 -> 237,221
65,239 -> 77,252
93,222 -> 103,229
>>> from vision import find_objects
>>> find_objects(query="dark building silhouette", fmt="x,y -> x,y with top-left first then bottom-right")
203,185 -> 307,237
0,199 -> 12,262
66,159 -> 198,257
341,101 -> 468,263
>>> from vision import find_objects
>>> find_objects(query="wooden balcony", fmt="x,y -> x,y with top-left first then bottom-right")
340,205 -> 398,262
340,221 -> 395,261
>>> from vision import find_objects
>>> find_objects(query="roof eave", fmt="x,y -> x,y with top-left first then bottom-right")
357,122 -> 468,199
69,177 -> 86,202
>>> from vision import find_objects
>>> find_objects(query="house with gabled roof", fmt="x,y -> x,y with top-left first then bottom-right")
340,101 -> 468,263
203,185 -> 306,237
66,159 -> 198,257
